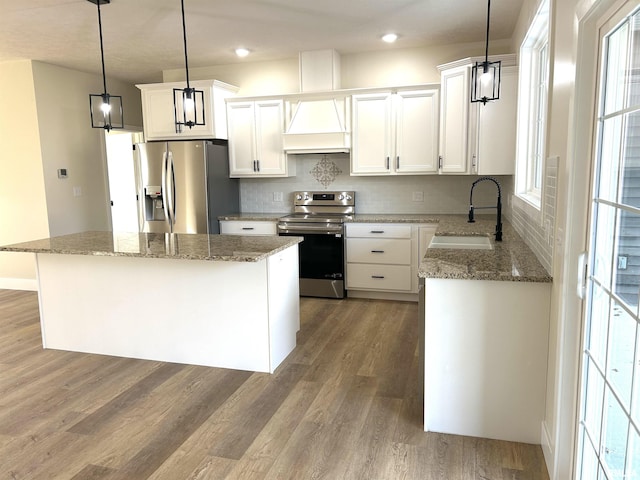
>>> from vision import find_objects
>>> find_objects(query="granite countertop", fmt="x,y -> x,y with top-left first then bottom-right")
215,212 -> 551,282
417,215 -> 552,283
0,231 -> 302,263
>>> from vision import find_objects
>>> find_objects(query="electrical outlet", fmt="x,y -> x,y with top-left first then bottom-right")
412,191 -> 424,202
73,186 -> 82,197
273,191 -> 283,202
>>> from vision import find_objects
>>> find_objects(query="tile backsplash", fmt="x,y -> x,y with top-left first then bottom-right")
240,154 -> 513,216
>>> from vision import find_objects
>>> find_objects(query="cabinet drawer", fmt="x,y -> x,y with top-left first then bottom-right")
219,221 -> 277,235
346,264 -> 412,291
346,238 -> 411,265
346,223 -> 412,238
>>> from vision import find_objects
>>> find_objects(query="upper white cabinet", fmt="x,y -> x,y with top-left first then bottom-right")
437,55 -> 517,175
137,80 -> 238,141
226,99 -> 294,178
469,66 -> 518,175
438,66 -> 470,174
351,88 -> 439,175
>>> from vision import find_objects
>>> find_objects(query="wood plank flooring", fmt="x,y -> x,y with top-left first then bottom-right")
0,289 -> 550,479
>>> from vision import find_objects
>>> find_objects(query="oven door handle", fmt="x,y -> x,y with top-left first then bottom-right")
278,224 -> 343,234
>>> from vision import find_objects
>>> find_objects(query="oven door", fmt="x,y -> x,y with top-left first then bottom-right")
278,225 -> 345,299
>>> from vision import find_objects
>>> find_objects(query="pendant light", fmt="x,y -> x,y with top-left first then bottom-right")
173,0 -> 205,133
471,0 -> 501,104
88,0 -> 123,131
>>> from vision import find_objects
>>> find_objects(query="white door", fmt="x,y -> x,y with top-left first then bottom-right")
576,4 -> 640,479
105,131 -> 140,232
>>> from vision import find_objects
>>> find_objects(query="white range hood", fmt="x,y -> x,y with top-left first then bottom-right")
283,50 -> 351,154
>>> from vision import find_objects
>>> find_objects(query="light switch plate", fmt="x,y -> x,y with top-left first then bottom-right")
273,191 -> 284,202
412,191 -> 424,202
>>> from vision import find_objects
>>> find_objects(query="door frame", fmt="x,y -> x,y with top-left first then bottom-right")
556,0 -> 634,478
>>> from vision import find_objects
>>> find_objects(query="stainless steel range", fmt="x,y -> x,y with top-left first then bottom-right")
277,191 -> 355,298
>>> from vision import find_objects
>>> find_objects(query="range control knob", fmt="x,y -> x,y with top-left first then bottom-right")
305,195 -> 310,200
296,194 -> 303,200
338,194 -> 344,200
346,195 -> 352,201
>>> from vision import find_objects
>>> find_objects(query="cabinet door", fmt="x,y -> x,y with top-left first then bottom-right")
142,87 -> 214,141
351,93 -> 393,175
439,66 -> 470,173
254,100 -> 286,176
395,90 -> 439,174
473,67 -> 518,175
227,102 -> 257,176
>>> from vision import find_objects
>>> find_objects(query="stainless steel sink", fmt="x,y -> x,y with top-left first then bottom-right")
428,235 -> 493,250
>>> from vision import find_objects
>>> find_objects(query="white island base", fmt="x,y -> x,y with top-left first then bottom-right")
35,246 -> 299,373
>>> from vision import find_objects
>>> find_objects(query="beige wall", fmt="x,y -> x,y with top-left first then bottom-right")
162,39 -> 514,95
0,60 -> 49,289
0,60 -> 143,287
31,62 -> 142,237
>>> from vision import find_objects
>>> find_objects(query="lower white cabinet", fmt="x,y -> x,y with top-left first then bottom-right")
219,220 -> 278,235
346,222 -> 437,301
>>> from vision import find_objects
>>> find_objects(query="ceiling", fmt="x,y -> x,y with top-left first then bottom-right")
0,0 -> 524,84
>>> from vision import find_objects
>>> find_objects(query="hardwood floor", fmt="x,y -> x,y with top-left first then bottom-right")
0,289 -> 549,479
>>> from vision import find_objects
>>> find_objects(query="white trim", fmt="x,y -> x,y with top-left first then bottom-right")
0,277 -> 38,291
542,420 -> 554,470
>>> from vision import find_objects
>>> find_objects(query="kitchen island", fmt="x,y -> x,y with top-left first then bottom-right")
0,231 -> 303,373
418,216 -> 552,444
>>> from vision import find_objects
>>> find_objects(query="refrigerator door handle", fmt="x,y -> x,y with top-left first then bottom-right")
161,151 -> 170,227
167,151 -> 176,230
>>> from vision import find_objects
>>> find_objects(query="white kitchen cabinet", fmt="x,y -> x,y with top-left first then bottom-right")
351,89 -> 439,175
346,223 -> 437,301
469,66 -> 518,175
219,220 -> 278,235
227,99 -> 294,178
437,56 -> 517,175
438,65 -> 470,174
422,278 -> 550,443
137,80 -> 238,141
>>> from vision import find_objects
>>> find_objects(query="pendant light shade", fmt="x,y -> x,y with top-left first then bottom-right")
173,0 -> 205,132
88,0 -> 123,131
471,0 -> 501,104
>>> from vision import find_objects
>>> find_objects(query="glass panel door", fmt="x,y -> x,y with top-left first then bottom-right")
577,5 -> 640,479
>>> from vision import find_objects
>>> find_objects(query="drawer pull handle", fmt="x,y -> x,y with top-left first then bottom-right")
242,227 -> 255,230
371,250 -> 385,253
370,230 -> 384,234
371,275 -> 385,279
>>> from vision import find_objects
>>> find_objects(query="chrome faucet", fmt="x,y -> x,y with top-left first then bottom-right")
468,176 -> 502,242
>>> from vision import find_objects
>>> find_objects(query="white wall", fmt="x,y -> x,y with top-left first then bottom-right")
163,40 -> 514,95
0,60 -> 143,288
0,60 -> 49,290
31,61 -> 142,237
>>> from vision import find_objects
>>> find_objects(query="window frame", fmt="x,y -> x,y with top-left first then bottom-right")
515,0 -> 551,210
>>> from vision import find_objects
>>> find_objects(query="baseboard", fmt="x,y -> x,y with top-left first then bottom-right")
541,421 -> 554,479
347,290 -> 418,302
0,277 -> 38,291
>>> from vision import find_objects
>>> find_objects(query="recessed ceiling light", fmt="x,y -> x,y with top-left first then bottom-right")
382,33 -> 398,43
235,48 -> 250,57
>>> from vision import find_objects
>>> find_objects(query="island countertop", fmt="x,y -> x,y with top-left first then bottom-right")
0,231 -> 303,262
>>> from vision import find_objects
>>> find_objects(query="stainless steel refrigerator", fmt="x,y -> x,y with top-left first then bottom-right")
135,139 -> 239,234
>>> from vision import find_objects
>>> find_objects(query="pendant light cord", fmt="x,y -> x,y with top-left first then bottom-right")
96,0 -> 108,95
484,0 -> 491,63
180,0 -> 191,89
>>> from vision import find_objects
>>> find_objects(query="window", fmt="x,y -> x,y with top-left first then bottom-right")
515,0 -> 550,208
